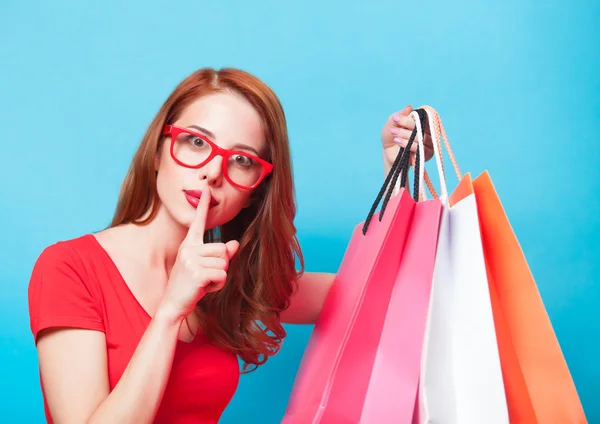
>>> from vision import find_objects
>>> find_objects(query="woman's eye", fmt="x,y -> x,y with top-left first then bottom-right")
187,136 -> 205,147
233,155 -> 254,167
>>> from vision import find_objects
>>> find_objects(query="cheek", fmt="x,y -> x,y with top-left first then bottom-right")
156,153 -> 185,202
231,187 -> 254,209
212,190 -> 254,226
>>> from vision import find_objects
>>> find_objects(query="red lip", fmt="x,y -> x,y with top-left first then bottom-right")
183,190 -> 219,208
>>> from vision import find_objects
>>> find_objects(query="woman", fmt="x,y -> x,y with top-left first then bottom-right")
28,67 -> 430,423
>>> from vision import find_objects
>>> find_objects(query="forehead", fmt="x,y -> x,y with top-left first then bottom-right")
175,91 -> 266,153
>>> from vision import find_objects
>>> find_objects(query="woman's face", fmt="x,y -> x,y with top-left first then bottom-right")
155,91 -> 268,231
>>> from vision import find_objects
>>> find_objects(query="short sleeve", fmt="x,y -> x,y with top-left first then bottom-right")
28,241 -> 105,343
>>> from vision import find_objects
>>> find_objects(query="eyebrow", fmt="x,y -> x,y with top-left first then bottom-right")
187,124 -> 262,157
188,125 -> 215,139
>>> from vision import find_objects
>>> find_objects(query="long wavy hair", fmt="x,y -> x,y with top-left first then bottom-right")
110,68 -> 304,372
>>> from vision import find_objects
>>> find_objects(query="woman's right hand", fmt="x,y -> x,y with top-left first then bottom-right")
381,105 -> 434,169
158,188 -> 239,323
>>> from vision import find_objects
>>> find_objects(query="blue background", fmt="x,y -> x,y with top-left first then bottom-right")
1,0 -> 598,422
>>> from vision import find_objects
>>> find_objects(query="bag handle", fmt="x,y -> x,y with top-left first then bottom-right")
395,108 -> 448,202
420,105 -> 463,199
408,109 -> 428,203
420,106 -> 448,199
361,111 -> 424,234
389,109 -> 431,198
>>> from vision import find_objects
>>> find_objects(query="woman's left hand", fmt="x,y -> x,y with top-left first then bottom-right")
381,105 -> 434,171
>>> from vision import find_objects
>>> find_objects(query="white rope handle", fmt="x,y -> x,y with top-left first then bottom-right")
423,108 -> 448,199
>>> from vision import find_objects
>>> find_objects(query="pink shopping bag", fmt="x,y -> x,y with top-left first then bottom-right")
283,110 -> 442,423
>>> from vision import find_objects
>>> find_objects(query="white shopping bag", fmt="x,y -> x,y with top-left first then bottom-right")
416,107 -> 509,424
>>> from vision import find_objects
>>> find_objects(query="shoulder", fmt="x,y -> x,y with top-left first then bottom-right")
32,234 -> 95,277
28,234 -> 106,342
28,233 -> 106,307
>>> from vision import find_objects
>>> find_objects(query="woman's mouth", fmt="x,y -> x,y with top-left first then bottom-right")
183,190 -> 219,208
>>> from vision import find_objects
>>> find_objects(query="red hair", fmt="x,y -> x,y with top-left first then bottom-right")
111,68 -> 304,372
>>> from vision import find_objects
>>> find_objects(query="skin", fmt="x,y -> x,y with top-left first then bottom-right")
35,92 -> 427,424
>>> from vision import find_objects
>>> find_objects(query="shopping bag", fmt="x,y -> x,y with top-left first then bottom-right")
283,111 -> 440,423
473,171 -> 588,423
416,106 -> 509,424
335,109 -> 442,423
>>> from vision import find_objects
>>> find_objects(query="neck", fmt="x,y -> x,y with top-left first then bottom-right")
119,204 -> 188,275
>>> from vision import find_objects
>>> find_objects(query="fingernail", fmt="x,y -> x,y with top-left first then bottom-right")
394,137 -> 406,146
389,127 -> 399,135
392,114 -> 400,123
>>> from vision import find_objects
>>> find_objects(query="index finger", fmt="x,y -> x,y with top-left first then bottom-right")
390,105 -> 413,124
184,189 -> 211,245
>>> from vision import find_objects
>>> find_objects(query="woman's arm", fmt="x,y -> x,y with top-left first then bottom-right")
281,272 -> 336,324
36,308 -> 182,424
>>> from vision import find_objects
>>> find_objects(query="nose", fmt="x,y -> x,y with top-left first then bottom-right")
199,155 -> 224,186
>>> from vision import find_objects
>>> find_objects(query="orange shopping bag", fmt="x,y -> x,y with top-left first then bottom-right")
424,106 -> 587,423
473,171 -> 587,423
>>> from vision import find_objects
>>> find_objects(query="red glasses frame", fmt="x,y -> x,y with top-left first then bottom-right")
162,124 -> 274,190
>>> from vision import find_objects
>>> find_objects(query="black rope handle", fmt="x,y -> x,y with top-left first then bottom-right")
380,129 -> 417,218
383,108 -> 428,214
361,142 -> 409,235
361,108 -> 429,235
361,128 -> 415,235
412,108 -> 428,201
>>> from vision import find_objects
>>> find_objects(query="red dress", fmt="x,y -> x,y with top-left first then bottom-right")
28,234 -> 240,423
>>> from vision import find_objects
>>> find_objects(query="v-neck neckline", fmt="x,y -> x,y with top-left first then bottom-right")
85,233 -> 200,344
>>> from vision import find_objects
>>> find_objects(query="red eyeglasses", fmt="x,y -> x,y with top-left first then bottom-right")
162,125 -> 274,190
